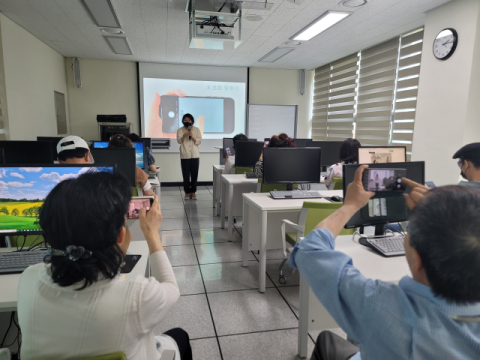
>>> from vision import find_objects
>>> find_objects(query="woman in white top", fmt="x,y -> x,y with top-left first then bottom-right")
177,114 -> 202,200
17,172 -> 192,360
223,133 -> 249,174
324,138 -> 361,188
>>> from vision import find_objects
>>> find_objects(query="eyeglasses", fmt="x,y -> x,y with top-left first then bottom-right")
458,160 -> 463,167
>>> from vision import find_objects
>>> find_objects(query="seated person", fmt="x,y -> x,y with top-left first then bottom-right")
253,133 -> 296,178
17,172 -> 192,360
324,138 -> 361,188
290,165 -> 480,360
128,133 -> 157,173
453,142 -> 480,188
223,133 -> 248,174
108,134 -> 155,196
57,135 -> 93,164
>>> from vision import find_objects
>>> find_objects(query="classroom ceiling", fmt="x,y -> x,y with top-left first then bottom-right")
0,0 -> 451,70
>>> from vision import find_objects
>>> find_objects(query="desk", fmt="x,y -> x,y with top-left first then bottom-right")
0,241 -> 150,312
214,146 -> 225,165
297,235 -> 409,357
242,190 -> 343,293
148,175 -> 160,198
221,174 -> 258,241
212,165 -> 225,216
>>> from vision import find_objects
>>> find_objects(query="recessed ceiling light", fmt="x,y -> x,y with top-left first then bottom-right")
283,40 -> 302,46
104,36 -> 133,55
244,14 -> 263,21
81,0 -> 121,28
258,47 -> 295,62
101,28 -> 124,35
291,11 -> 352,41
340,0 -> 367,7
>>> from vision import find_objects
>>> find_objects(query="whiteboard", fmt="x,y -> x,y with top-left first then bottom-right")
247,104 -> 297,141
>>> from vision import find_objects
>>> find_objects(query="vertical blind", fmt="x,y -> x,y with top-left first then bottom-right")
311,28 -> 424,154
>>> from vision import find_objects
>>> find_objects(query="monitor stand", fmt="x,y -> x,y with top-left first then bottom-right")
286,183 -> 294,191
374,224 -> 385,236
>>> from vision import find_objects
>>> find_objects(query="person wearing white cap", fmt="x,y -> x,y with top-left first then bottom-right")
57,135 -> 93,164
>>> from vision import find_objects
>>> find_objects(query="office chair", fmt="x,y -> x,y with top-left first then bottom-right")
256,179 -> 298,193
329,177 -> 343,190
234,166 -> 253,174
279,201 -> 354,284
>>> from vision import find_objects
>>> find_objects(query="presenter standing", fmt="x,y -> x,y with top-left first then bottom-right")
177,113 -> 202,200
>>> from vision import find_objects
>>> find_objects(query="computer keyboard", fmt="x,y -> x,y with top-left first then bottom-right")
0,250 -> 47,274
270,190 -> 323,199
244,173 -> 258,179
364,235 -> 405,257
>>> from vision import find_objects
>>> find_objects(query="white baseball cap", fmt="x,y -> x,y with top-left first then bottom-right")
57,135 -> 90,154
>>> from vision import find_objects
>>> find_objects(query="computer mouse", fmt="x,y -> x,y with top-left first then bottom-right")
330,196 -> 341,202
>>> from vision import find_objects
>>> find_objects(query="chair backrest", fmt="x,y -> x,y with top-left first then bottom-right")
303,201 -> 355,236
234,166 -> 253,174
332,177 -> 343,190
76,352 -> 127,360
257,178 -> 298,193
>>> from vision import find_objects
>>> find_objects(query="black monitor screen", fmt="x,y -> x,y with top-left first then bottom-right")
90,148 -> 136,187
223,138 -> 234,157
141,137 -> 152,150
235,141 -> 264,168
0,141 -> 53,164
0,164 -> 115,235
294,139 -> 311,148
263,147 -> 322,184
37,136 -> 63,161
247,138 -> 257,142
306,141 -> 344,167
342,161 -> 425,229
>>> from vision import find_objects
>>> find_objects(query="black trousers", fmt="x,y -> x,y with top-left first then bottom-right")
181,158 -> 199,194
311,331 -> 359,360
163,327 -> 192,360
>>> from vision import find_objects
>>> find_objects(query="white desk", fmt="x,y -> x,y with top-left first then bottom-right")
0,241 -> 150,312
297,234 -> 409,357
242,190 -> 343,292
212,165 -> 225,216
221,174 -> 258,241
148,175 -> 160,198
214,146 -> 225,165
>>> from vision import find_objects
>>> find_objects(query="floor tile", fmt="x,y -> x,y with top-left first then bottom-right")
161,201 -> 188,210
160,218 -> 190,231
195,242 -> 255,265
190,338 -> 222,360
219,329 -> 314,360
191,228 -> 241,244
252,248 -> 287,261
191,194 -> 213,201
160,229 -> 193,246
188,217 -> 223,230
160,195 -> 184,202
161,208 -> 187,219
181,189 -> 211,195
278,286 -> 300,316
185,207 -> 217,218
183,200 -> 214,209
154,294 -> 216,340
160,186 -> 181,192
266,259 -> 300,287
201,261 -> 273,293
208,288 -> 299,336
173,265 -> 205,296
164,245 -> 198,267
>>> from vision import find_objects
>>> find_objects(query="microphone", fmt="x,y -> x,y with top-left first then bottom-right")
188,125 -> 192,140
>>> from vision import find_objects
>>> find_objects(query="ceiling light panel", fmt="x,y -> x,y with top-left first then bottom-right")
258,47 -> 295,62
104,36 -> 132,55
81,0 -> 121,28
291,11 -> 352,41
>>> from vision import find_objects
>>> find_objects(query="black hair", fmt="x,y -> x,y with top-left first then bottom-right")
233,133 -> 248,149
108,134 -> 133,149
182,113 -> 194,124
58,148 -> 89,162
460,158 -> 480,169
409,185 -> 480,304
127,133 -> 142,143
339,138 -> 361,164
268,133 -> 296,148
40,172 -> 131,290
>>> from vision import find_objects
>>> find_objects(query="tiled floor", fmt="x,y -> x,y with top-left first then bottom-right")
155,186 -> 341,360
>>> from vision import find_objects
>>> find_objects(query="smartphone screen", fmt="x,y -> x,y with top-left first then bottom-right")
127,197 -> 153,219
226,147 -> 232,157
178,97 -> 224,133
264,141 -> 270,147
363,168 -> 407,192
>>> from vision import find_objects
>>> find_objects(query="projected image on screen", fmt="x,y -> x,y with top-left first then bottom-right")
143,78 -> 245,140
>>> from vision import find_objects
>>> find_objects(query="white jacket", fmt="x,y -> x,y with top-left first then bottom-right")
177,126 -> 202,159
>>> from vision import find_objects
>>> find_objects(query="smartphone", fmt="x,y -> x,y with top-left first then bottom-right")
425,181 -> 436,188
362,168 -> 407,192
159,95 -> 235,134
226,147 -> 233,157
120,254 -> 142,273
264,138 -> 270,147
127,196 -> 154,219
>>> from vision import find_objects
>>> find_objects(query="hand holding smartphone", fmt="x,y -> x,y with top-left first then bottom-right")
127,196 -> 154,219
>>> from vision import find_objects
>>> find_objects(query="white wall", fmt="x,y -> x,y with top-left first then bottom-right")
412,0 -> 480,185
0,14 -> 69,140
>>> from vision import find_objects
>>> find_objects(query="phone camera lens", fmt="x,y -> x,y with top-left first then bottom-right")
168,111 -> 175,118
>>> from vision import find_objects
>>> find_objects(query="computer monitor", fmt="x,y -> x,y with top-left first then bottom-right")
247,138 -> 257,142
90,148 -> 136,187
0,164 -> 115,235
223,138 -> 235,157
294,139 -> 311,148
263,147 -> 322,190
37,136 -> 64,161
0,141 -> 53,164
141,137 -> 152,150
92,141 -> 145,169
306,141 -> 344,167
358,146 -> 406,164
234,141 -> 264,168
342,161 -> 425,234
0,148 -> 3,164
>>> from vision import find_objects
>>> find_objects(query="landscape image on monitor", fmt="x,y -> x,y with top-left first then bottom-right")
0,166 -> 110,233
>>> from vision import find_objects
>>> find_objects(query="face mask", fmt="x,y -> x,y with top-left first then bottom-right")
183,121 -> 192,128
461,171 -> 467,180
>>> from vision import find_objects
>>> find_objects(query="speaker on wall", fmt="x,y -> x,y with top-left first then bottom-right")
300,69 -> 306,95
73,58 -> 82,88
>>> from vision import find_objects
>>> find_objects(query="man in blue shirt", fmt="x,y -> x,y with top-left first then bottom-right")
290,165 -> 480,360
